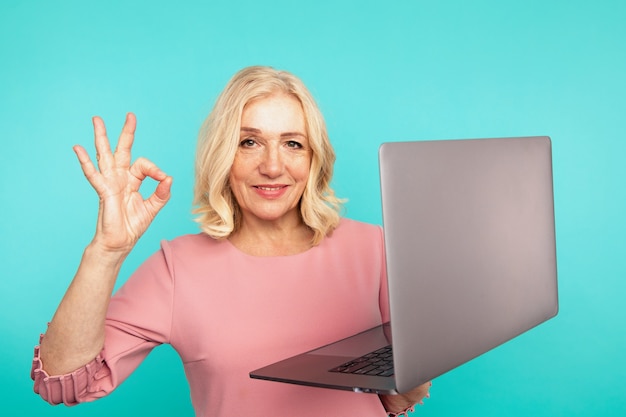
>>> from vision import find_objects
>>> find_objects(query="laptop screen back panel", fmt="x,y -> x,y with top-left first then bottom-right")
379,137 -> 558,393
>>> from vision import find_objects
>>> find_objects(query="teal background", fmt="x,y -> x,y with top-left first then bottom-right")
1,0 -> 624,415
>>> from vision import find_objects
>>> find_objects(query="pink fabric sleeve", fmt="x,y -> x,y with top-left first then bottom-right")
31,337 -> 111,405
377,225 -> 391,324
31,243 -> 175,405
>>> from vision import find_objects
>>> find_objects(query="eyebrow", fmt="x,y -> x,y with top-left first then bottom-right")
240,127 -> 307,139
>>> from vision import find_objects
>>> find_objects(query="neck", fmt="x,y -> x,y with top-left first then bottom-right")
228,216 -> 314,256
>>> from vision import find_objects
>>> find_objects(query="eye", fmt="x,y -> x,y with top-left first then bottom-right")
240,138 -> 257,147
286,140 -> 303,149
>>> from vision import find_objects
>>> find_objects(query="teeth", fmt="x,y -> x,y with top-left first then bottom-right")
258,186 -> 281,191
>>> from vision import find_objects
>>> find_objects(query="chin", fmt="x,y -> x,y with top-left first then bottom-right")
247,207 -> 300,223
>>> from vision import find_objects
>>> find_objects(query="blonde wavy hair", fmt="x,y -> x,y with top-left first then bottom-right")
193,66 -> 344,245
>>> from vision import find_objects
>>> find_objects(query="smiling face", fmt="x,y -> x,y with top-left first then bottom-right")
229,93 -> 312,228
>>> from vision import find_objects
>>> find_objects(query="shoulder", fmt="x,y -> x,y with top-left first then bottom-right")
163,232 -> 241,252
333,218 -> 383,238
158,233 -> 231,265
146,233 -> 240,285
164,233 -> 217,250
322,218 -> 384,249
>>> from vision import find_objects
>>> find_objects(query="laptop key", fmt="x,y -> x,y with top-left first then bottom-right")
329,345 -> 395,377
354,365 -> 379,375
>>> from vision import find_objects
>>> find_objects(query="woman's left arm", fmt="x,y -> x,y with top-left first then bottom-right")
379,381 -> 432,416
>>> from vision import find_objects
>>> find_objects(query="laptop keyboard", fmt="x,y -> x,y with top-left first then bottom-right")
329,345 -> 394,377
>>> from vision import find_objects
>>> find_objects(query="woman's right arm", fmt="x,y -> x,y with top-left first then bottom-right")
39,113 -> 172,376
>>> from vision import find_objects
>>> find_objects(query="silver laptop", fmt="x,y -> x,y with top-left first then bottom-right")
250,136 -> 559,394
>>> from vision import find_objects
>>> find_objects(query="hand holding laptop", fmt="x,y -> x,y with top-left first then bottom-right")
380,381 -> 433,413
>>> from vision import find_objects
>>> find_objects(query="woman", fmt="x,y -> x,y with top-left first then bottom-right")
32,66 -> 430,416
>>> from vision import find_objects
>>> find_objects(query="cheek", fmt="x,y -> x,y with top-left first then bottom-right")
229,154 -> 253,183
292,156 -> 312,182
228,164 -> 247,200
297,164 -> 311,182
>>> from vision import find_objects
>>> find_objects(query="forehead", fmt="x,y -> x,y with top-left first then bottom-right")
241,93 -> 306,133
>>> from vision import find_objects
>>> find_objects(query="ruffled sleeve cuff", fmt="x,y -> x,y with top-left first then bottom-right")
31,335 -> 112,406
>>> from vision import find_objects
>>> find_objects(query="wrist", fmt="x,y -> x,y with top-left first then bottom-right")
85,240 -> 131,264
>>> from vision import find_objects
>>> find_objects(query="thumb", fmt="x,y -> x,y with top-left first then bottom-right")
145,175 -> 173,216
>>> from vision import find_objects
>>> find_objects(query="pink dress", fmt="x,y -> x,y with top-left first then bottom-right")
32,218 -> 391,416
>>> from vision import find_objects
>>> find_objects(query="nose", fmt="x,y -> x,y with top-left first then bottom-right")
258,144 -> 284,178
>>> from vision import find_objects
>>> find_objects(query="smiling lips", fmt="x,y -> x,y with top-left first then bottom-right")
253,184 -> 289,198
